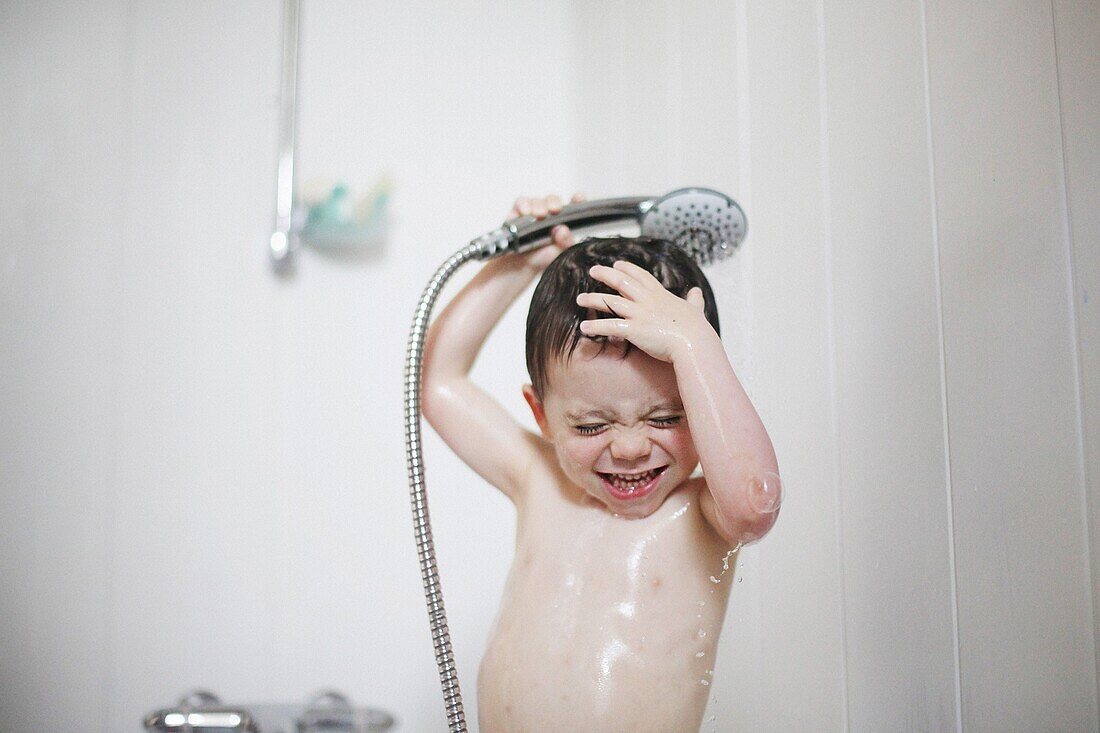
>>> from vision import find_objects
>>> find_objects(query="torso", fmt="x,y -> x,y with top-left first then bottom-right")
477,449 -> 738,733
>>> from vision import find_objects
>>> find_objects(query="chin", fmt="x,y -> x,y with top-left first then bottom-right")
604,498 -> 662,519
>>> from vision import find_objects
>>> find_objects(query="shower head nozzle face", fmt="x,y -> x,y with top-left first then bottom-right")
640,187 -> 747,266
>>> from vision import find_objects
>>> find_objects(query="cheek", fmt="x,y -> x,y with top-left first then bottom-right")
657,428 -> 697,463
559,436 -> 605,470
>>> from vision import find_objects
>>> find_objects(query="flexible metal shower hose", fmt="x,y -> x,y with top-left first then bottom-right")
403,242 -> 483,733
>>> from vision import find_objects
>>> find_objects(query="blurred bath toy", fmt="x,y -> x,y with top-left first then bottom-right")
299,174 -> 392,249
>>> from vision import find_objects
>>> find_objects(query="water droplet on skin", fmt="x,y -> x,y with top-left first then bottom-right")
697,630 -> 707,639
721,548 -> 738,571
695,651 -> 705,658
700,679 -> 710,686
710,545 -> 743,584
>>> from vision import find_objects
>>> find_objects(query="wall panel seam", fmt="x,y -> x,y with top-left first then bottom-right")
665,1 -> 682,184
103,1 -> 138,729
1049,0 -> 1100,717
918,0 -> 963,730
816,1 -> 850,730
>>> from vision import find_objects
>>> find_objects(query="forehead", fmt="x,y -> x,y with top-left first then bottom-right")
542,339 -> 682,412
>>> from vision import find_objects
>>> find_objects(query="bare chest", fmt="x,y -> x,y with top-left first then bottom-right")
476,478 -> 739,731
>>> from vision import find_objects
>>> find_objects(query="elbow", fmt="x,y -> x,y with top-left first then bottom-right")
420,380 -> 449,429
717,503 -> 780,549
714,469 -> 784,548
739,506 -> 780,546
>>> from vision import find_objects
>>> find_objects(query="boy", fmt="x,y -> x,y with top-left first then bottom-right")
423,194 -> 781,732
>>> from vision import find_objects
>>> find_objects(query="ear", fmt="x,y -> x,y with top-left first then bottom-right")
522,383 -> 551,438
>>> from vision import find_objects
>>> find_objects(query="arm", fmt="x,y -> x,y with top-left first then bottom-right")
576,260 -> 781,546
422,195 -> 579,502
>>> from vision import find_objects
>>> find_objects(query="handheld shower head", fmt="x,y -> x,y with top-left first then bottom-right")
471,187 -> 747,266
640,187 -> 747,266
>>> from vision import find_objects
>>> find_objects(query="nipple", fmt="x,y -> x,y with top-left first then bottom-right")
747,471 -> 783,515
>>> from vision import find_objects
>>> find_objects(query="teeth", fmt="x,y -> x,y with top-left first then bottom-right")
602,468 -> 662,492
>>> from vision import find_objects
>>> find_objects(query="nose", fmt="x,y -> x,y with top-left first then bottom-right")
609,428 -> 652,462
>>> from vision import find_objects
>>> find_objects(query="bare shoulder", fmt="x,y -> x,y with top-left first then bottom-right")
516,438 -> 581,506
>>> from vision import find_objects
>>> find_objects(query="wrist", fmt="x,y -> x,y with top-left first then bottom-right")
519,244 -> 560,274
669,321 -> 722,364
484,250 -> 542,280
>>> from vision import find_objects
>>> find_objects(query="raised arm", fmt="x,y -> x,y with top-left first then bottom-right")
422,195 -> 580,502
576,260 -> 781,547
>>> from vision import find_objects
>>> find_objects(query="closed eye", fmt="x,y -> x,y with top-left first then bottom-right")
648,416 -> 682,428
574,423 -> 607,436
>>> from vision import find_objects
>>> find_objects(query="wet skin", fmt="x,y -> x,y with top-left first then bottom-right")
478,343 -> 737,732
422,198 -> 779,732
478,471 -> 736,732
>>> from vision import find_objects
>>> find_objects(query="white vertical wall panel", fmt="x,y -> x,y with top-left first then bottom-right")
926,1 -> 1098,730
823,1 -> 959,730
108,1 -> 286,727
1053,0 -> 1100,708
726,2 -> 847,731
570,0 -> 682,194
0,2 -> 127,729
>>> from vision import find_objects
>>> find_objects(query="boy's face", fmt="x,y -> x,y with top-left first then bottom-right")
523,338 -> 699,519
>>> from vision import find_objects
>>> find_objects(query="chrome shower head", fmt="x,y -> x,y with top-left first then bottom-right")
639,187 -> 746,266
471,187 -> 747,266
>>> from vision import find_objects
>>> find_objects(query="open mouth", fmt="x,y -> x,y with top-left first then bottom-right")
597,466 -> 668,501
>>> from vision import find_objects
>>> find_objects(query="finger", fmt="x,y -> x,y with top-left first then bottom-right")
546,194 -> 564,214
512,197 -> 531,218
570,192 -> 586,203
588,264 -> 644,299
551,225 -> 575,248
579,318 -> 629,338
612,259 -> 663,290
686,286 -> 705,311
576,292 -> 636,316
531,198 -> 549,218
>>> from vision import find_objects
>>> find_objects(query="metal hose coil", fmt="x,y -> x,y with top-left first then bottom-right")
403,242 -> 481,732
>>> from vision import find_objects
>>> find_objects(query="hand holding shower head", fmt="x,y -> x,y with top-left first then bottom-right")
471,187 -> 747,266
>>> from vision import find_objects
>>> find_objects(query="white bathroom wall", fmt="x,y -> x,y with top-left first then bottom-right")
928,2 -> 1096,729
571,1 -> 1100,732
2,1 -> 577,731
1058,0 -> 1100,715
0,0 -> 127,727
2,1 -> 1098,732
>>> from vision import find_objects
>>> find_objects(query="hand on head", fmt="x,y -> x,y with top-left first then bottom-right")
577,259 -> 713,364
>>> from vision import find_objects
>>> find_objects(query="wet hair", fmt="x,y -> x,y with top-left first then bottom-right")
525,235 -> 720,398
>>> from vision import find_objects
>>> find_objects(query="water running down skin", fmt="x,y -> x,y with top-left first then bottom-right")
422,195 -> 781,732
